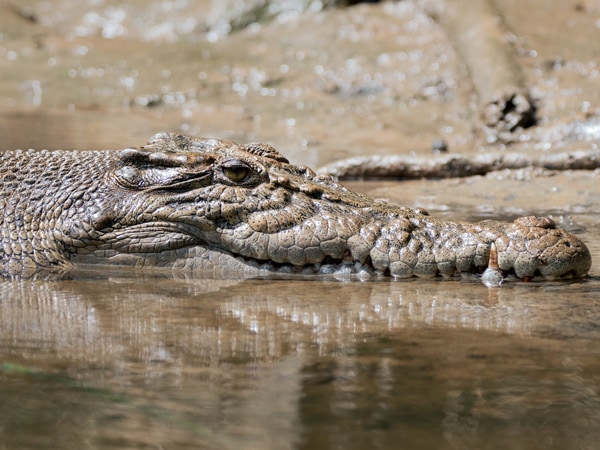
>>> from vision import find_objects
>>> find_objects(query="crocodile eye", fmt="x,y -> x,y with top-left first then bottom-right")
222,164 -> 250,182
218,159 -> 264,186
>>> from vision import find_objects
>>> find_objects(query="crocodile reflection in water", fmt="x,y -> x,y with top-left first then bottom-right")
0,132 -> 591,279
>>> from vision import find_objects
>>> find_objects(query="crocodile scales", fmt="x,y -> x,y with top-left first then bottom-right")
0,132 -> 591,279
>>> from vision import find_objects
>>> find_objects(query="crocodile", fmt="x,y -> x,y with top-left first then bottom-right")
0,132 -> 592,279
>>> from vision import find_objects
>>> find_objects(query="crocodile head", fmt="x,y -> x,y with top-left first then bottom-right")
85,132 -> 378,270
73,132 -> 590,279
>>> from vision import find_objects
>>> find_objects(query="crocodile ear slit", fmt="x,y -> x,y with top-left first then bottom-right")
118,149 -> 210,169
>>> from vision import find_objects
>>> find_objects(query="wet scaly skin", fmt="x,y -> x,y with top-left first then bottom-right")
0,132 -> 592,279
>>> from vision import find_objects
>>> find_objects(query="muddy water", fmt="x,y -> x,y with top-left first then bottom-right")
2,0 -> 600,448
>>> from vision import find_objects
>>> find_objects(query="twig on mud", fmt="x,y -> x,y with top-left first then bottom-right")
318,149 -> 600,180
